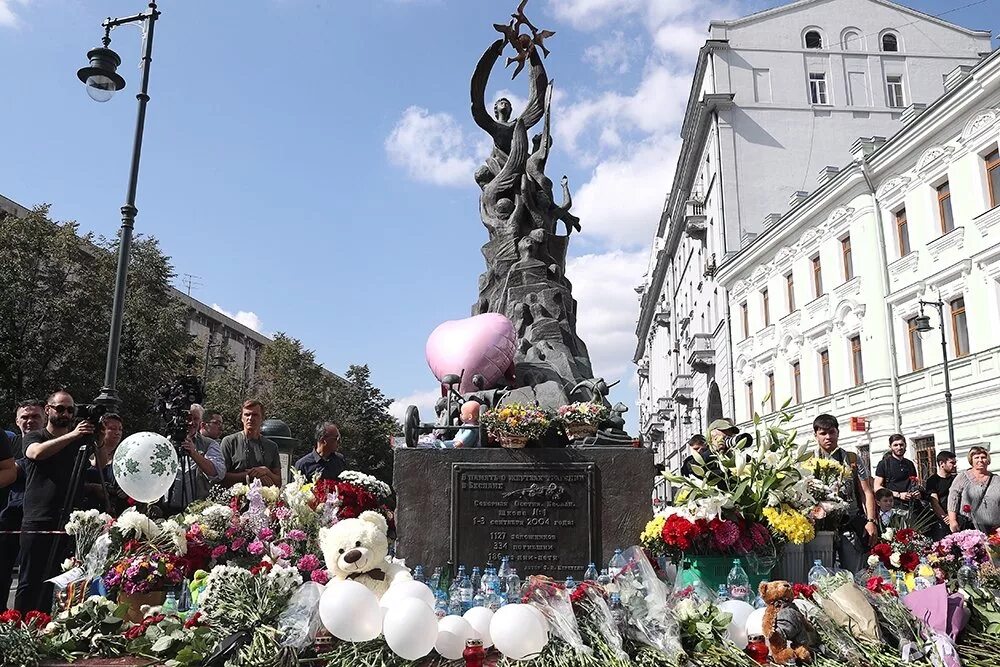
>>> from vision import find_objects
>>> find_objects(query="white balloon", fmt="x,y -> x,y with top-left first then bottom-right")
383,597 -> 439,660
719,600 -> 754,649
745,607 -> 766,638
112,432 -> 179,503
436,615 -> 474,660
319,579 -> 382,642
490,604 -> 548,661
463,607 -> 494,648
526,603 -> 549,631
381,580 -> 436,610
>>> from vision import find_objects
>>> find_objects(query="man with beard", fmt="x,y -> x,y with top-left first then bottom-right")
16,390 -> 94,612
0,400 -> 43,610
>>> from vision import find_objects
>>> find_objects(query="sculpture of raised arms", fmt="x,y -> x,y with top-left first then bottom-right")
470,39 -> 547,159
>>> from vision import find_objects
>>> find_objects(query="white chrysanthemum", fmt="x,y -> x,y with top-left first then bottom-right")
161,519 -> 188,556
230,483 -> 248,497
261,486 -> 280,504
867,555 -> 880,567
116,508 -> 160,538
338,470 -> 392,499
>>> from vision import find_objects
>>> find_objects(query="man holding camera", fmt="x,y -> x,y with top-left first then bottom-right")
222,400 -> 281,487
16,390 -> 91,612
164,404 -> 226,512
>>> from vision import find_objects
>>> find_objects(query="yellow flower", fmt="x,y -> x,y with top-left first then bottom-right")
763,505 -> 815,544
641,515 -> 666,545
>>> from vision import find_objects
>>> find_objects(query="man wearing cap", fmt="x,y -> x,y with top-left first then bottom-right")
708,418 -> 741,455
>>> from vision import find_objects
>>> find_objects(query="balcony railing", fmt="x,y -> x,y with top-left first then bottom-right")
672,374 -> 694,404
686,333 -> 715,373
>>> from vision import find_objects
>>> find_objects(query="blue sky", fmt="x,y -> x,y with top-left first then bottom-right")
0,0 -> 994,431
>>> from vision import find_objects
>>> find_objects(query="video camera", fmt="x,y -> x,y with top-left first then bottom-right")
153,375 -> 205,445
75,402 -> 111,426
724,432 -> 754,449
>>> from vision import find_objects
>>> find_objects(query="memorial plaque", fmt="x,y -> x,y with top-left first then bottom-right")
451,463 -> 598,577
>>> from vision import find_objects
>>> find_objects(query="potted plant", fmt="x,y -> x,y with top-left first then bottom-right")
557,402 -> 609,441
481,403 -> 551,448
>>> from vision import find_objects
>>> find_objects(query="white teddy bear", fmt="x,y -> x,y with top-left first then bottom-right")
318,510 -> 410,598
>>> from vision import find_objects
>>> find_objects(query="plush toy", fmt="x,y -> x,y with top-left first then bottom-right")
759,580 -> 818,664
318,510 -> 410,598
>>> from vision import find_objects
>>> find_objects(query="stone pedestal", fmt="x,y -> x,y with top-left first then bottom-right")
392,447 -> 654,577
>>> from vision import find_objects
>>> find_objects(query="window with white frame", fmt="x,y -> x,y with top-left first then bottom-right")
809,73 -> 829,105
881,32 -> 899,52
886,75 -> 905,108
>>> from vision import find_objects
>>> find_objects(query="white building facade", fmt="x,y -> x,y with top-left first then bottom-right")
716,49 -> 1000,476
634,0 -> 992,496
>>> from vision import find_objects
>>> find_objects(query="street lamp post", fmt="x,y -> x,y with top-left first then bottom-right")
914,300 -> 956,450
77,2 -> 161,409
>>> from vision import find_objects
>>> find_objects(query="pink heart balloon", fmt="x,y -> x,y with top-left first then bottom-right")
426,314 -> 517,393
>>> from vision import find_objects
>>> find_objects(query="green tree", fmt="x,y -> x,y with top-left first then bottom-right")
330,364 -> 397,484
0,206 -> 194,430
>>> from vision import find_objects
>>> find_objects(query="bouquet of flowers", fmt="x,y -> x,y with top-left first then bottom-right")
801,457 -> 850,529
931,530 -> 991,580
613,547 -> 683,660
64,509 -> 113,566
557,402 -> 609,425
103,550 -> 185,595
481,403 -> 552,443
641,509 -> 772,559
521,576 -> 590,655
868,527 -> 931,573
0,610 -> 51,667
672,597 -> 732,654
568,583 -> 630,666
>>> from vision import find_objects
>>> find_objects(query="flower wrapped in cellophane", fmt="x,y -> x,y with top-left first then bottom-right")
521,575 -> 591,655
613,546 -> 684,661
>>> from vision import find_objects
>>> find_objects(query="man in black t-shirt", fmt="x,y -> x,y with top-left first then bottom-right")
15,390 -> 94,613
874,434 -> 921,506
0,400 -> 44,611
925,451 -> 957,540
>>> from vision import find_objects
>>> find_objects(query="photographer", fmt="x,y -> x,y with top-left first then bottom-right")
16,390 -> 90,613
164,404 -> 226,513
83,413 -> 128,515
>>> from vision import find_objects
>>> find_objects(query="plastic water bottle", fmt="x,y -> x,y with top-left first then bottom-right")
471,567 -> 482,592
913,557 -> 935,590
807,559 -> 831,585
506,568 -> 521,602
608,592 -> 627,633
440,561 -> 454,597
162,592 -> 178,615
447,591 -> 463,616
597,569 -> 612,587
716,584 -> 730,602
429,567 -> 443,598
434,597 -> 448,618
565,576 -> 577,591
584,563 -> 599,581
609,549 -> 627,577
472,590 -> 486,608
450,565 -> 465,600
498,556 -> 511,581
458,569 -> 475,612
957,557 -> 978,589
727,559 -> 751,602
413,565 -> 425,583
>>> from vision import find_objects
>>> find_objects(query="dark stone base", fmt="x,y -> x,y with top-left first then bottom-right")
392,447 -> 654,577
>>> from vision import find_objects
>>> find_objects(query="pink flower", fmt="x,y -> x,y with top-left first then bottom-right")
230,537 -> 246,551
276,542 -> 293,558
247,540 -> 266,556
258,527 -> 274,541
297,554 -> 321,572
274,507 -> 291,520
211,545 -> 228,560
311,569 -> 330,585
287,529 -> 307,542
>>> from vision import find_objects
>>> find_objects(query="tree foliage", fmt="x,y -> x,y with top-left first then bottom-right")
203,334 -> 397,484
0,206 -> 195,431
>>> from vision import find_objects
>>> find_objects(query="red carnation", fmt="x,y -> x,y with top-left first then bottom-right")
895,528 -> 915,544
0,609 -> 21,625
871,542 -> 893,566
899,551 -> 920,572
792,583 -> 817,600
963,504 -> 972,514
24,611 -> 50,628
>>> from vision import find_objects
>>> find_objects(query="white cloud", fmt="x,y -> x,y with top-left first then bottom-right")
0,0 -> 28,27
389,388 -> 440,423
385,106 -> 479,187
583,31 -> 641,75
653,23 -> 708,61
210,303 -> 265,334
548,0 -> 691,30
568,249 -> 647,382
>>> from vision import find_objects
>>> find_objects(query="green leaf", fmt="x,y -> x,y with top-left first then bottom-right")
151,635 -> 175,652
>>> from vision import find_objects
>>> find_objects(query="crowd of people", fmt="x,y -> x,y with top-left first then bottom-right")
678,413 -> 999,571
0,391 -> 349,613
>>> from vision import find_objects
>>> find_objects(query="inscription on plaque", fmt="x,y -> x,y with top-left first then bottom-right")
450,463 -> 598,577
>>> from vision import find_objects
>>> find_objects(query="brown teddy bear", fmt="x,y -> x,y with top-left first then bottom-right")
759,580 -> 818,664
